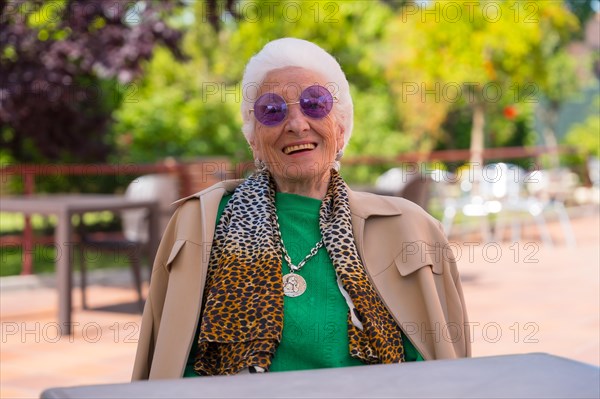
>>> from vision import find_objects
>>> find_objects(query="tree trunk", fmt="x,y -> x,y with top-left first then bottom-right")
537,102 -> 561,170
469,101 -> 486,196
470,102 -> 486,167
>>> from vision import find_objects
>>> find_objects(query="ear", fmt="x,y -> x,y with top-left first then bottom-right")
249,137 -> 261,160
336,125 -> 345,152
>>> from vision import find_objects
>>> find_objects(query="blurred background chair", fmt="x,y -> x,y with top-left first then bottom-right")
77,174 -> 179,310
588,156 -> 600,189
374,167 -> 496,240
435,162 -> 578,247
523,168 -> 577,247
481,163 -> 553,247
374,167 -> 433,209
573,157 -> 600,205
440,163 -> 550,244
440,166 -> 497,241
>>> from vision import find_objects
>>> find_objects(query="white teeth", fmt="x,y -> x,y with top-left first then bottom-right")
283,143 -> 316,154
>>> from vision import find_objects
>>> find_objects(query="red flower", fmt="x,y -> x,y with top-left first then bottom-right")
503,105 -> 518,120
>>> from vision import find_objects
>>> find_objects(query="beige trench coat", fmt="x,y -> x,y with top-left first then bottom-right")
132,180 -> 471,380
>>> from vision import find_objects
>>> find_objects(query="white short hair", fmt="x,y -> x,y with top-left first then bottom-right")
240,38 -> 353,149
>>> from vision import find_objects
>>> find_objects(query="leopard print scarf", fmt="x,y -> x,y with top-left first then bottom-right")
194,169 -> 405,375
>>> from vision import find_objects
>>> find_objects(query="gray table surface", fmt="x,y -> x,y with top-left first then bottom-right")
1,194 -> 160,334
41,353 -> 600,398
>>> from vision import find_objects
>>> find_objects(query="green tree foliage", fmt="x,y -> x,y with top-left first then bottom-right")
110,0 -> 588,185
111,0 -> 411,182
112,46 -> 245,163
3,0 -> 591,183
384,0 -> 579,168
565,0 -> 598,31
0,0 -> 184,163
564,96 -> 600,159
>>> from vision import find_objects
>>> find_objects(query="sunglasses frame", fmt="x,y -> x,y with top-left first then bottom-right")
250,85 -> 338,126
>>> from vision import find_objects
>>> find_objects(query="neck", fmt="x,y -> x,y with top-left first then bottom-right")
273,172 -> 331,200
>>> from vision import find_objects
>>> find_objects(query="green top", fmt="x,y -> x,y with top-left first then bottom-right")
184,192 -> 422,377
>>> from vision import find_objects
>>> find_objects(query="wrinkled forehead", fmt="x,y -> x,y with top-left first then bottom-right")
257,67 -> 329,101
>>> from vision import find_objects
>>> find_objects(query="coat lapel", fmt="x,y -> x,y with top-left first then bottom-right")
347,189 -> 428,355
151,180 -> 244,378
347,188 -> 403,263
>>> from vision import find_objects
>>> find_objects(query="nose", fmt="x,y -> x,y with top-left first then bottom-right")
285,103 -> 310,135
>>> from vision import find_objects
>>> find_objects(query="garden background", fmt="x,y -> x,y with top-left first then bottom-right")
1,0 -> 599,271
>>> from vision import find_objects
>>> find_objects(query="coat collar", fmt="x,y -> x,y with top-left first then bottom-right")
347,187 -> 403,219
172,179 -> 244,206
174,179 -> 403,220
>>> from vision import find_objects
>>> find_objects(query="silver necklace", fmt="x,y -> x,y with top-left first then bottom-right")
273,211 -> 324,298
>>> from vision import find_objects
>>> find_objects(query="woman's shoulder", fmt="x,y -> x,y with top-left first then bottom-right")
167,179 -> 242,227
157,179 -> 242,245
348,189 -> 445,238
348,189 -> 436,220
172,179 -> 244,208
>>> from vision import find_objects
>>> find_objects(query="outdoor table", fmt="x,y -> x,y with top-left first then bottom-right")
40,353 -> 599,398
0,194 -> 160,335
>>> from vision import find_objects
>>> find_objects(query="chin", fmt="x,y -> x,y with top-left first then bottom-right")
276,164 -> 332,183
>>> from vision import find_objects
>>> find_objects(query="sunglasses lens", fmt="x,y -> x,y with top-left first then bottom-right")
252,86 -> 334,126
299,85 -> 333,118
254,93 -> 287,126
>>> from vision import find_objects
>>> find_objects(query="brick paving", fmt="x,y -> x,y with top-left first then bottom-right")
1,208 -> 598,398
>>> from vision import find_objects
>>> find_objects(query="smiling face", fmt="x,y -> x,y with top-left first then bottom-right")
249,67 -> 345,196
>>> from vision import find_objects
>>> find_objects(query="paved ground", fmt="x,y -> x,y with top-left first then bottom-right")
1,208 -> 598,398
455,207 -> 599,366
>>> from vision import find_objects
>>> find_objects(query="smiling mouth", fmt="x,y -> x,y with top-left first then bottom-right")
283,143 -> 317,155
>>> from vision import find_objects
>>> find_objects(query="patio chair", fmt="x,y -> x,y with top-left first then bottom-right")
440,166 -> 497,241
374,167 -> 433,209
77,174 -> 179,310
484,163 -> 554,246
523,168 -> 577,247
440,163 -> 550,243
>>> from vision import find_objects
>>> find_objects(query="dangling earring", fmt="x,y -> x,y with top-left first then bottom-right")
334,150 -> 344,171
254,159 -> 267,172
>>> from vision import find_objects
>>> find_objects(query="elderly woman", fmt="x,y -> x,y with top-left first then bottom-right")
132,38 -> 470,380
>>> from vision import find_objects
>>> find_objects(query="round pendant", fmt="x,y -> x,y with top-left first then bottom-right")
282,273 -> 306,297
